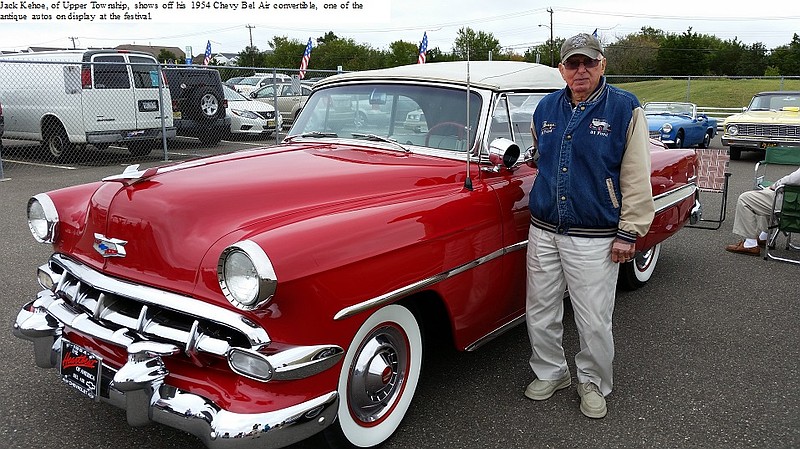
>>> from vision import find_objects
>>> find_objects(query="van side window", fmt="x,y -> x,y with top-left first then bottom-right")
93,56 -> 130,89
130,56 -> 160,88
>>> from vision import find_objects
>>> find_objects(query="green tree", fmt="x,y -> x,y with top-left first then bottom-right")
768,33 -> 800,76
655,28 -> 717,76
387,40 -> 420,67
605,27 -> 665,75
453,27 -> 501,61
157,49 -> 178,64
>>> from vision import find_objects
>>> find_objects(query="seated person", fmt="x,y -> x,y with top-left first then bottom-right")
726,166 -> 800,256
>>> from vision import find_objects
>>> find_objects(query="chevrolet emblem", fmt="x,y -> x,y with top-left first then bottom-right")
93,233 -> 128,258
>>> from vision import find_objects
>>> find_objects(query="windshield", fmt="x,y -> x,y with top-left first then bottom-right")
223,85 -> 248,101
644,102 -> 693,116
290,84 -> 482,152
749,94 -> 800,111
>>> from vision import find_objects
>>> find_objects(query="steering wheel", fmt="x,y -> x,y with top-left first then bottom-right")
424,122 -> 467,146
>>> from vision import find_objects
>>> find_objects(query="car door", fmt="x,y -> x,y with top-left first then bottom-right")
82,53 -> 137,134
128,54 -> 172,132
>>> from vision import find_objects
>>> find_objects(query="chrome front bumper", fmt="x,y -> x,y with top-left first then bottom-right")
13,293 -> 339,449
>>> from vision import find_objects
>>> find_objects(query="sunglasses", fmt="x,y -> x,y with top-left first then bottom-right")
562,57 -> 602,70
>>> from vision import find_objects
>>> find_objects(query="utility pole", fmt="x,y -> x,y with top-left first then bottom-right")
547,7 -> 554,66
246,24 -> 255,49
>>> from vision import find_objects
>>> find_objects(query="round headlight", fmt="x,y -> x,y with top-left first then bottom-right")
728,125 -> 739,136
27,194 -> 59,243
661,123 -> 673,133
218,240 -> 277,309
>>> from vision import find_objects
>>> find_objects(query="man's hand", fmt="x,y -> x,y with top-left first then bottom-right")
611,238 -> 636,264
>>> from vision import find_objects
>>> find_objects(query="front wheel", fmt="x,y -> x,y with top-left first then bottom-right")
323,304 -> 422,448
729,146 -> 743,160
673,131 -> 684,149
617,243 -> 661,290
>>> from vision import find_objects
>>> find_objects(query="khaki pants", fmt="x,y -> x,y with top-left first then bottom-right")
732,188 -> 776,240
525,226 -> 619,397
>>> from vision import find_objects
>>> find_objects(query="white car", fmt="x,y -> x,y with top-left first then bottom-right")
223,85 -> 281,138
233,73 -> 292,96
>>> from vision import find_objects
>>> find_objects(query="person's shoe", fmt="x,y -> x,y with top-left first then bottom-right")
577,382 -> 607,418
725,241 -> 761,256
524,371 -> 571,400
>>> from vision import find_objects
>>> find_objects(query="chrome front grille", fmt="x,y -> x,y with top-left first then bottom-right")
46,254 -> 271,358
734,123 -> 800,139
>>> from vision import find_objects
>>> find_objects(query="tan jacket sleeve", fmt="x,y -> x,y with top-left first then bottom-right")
619,107 -> 655,239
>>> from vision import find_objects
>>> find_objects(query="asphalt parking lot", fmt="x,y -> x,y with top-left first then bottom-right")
0,137 -> 797,449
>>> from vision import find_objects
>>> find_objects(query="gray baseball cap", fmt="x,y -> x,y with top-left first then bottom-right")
560,33 -> 604,62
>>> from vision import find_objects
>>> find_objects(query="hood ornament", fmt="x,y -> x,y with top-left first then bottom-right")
93,233 -> 128,258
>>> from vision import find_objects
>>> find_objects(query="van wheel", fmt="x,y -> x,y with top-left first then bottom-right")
190,87 -> 221,121
43,125 -> 74,162
127,141 -> 154,157
322,304 -> 422,449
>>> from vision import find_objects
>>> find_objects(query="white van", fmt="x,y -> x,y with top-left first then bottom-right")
0,49 -> 175,160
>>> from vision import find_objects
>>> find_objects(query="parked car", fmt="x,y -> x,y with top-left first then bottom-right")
722,91 -> 800,159
162,67 -> 230,146
250,81 -> 312,125
644,101 -> 717,149
223,85 -> 281,137
13,61 -> 701,449
233,73 -> 293,96
0,50 -> 175,160
223,76 -> 246,88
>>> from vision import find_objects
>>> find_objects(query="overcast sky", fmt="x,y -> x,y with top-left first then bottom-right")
1,0 -> 798,60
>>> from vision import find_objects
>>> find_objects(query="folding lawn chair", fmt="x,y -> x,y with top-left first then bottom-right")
687,148 -> 731,230
765,184 -> 800,264
754,146 -> 800,190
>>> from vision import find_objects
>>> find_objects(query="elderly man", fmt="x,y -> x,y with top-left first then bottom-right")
726,167 -> 800,255
523,33 -> 655,418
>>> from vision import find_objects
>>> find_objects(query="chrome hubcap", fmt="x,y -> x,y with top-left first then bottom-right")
348,325 -> 407,424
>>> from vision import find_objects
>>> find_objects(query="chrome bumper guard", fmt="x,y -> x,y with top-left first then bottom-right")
14,255 -> 345,448
14,299 -> 338,448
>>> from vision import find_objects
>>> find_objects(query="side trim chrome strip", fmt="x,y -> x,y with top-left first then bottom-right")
465,315 -> 525,352
334,242 -> 526,320
335,183 -> 696,321
653,183 -> 697,214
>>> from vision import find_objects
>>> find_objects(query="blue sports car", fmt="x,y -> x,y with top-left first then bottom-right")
644,102 -> 717,149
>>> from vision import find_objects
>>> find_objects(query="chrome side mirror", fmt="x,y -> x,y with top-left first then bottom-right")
485,138 -> 520,172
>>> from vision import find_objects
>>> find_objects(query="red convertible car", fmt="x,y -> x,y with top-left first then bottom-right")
14,62 -> 701,449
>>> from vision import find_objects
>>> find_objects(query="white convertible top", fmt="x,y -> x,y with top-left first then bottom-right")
315,61 -> 566,92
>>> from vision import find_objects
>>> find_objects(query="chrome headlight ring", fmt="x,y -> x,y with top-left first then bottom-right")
217,240 -> 277,310
27,194 -> 59,243
727,124 -> 739,136
661,123 -> 673,133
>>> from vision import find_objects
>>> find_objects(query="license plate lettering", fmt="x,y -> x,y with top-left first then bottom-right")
61,340 -> 101,399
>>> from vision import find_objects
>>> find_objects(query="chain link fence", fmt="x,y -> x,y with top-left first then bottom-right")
0,51 -> 339,179
1,53 -> 799,181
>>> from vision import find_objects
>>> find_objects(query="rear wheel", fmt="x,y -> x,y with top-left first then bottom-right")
43,124 -> 74,162
323,304 -> 422,449
618,243 -> 661,290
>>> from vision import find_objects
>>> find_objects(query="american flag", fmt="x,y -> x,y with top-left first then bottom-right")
299,38 -> 313,79
203,40 -> 212,66
417,32 -> 428,64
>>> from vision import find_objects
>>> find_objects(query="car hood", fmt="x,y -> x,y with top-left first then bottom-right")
68,143 -> 465,297
645,114 -> 687,129
724,109 -> 800,124
228,99 -> 275,113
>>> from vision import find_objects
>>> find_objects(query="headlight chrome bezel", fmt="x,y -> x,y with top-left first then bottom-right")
217,240 -> 277,310
27,194 -> 59,243
661,123 -> 673,133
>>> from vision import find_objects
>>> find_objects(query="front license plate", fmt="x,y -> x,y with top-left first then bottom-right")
60,339 -> 102,400
267,119 -> 275,127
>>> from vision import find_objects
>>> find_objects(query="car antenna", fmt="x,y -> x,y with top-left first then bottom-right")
464,44 -> 473,191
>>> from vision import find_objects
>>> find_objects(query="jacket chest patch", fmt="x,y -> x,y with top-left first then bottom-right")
589,118 -> 611,137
